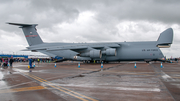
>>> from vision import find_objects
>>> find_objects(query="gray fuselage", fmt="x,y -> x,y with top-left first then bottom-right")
29,41 -> 163,62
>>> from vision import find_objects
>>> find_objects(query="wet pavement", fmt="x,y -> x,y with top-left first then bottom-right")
0,61 -> 180,101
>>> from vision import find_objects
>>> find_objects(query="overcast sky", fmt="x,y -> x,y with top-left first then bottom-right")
0,0 -> 180,58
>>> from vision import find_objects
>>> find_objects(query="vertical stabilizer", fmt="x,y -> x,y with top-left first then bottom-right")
8,23 -> 43,46
156,28 -> 173,48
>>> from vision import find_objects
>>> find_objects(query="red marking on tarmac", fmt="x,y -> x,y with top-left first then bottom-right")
26,35 -> 38,37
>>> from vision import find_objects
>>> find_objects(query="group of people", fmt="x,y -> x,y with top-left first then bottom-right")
0,58 -> 14,68
0,57 -> 56,69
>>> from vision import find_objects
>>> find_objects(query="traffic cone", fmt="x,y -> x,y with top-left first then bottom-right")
78,62 -> 80,68
134,62 -> 137,68
33,62 -> 35,67
101,62 -> 103,68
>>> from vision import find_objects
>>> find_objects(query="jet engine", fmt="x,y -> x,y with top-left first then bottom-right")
102,48 -> 116,56
80,50 -> 102,58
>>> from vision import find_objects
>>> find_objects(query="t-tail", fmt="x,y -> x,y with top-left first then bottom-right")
156,28 -> 173,48
8,23 -> 43,46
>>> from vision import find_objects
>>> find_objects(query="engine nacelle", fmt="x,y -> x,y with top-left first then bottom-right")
80,50 -> 102,58
102,48 -> 116,56
90,50 -> 102,58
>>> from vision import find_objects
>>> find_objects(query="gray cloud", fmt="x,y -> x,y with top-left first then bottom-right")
1,0 -> 180,30
0,0 -> 179,57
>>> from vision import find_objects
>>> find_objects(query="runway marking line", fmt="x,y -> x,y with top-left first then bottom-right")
0,74 -> 178,95
0,86 -> 46,93
22,72 -> 98,101
50,82 -> 97,101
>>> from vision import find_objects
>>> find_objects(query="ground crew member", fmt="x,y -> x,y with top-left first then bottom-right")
37,58 -> 40,64
29,58 -> 33,68
9,57 -> 14,68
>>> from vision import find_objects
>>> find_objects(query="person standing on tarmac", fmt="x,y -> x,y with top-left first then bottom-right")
28,58 -> 33,68
9,57 -> 14,68
5,59 -> 8,66
37,58 -> 40,65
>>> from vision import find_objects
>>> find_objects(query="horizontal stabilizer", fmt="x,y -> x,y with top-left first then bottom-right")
7,22 -> 38,27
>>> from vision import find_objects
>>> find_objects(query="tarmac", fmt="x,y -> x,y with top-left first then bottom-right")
0,61 -> 180,101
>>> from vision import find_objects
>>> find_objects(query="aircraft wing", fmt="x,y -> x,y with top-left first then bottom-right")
46,46 -> 88,51
91,43 -> 120,48
26,43 -> 120,50
37,50 -> 57,57
21,48 -> 62,58
24,43 -> 120,58
46,43 -> 120,52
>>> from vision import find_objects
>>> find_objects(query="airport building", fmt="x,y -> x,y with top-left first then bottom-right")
0,54 -> 49,59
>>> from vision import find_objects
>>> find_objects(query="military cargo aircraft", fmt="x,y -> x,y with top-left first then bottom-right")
8,23 -> 173,63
